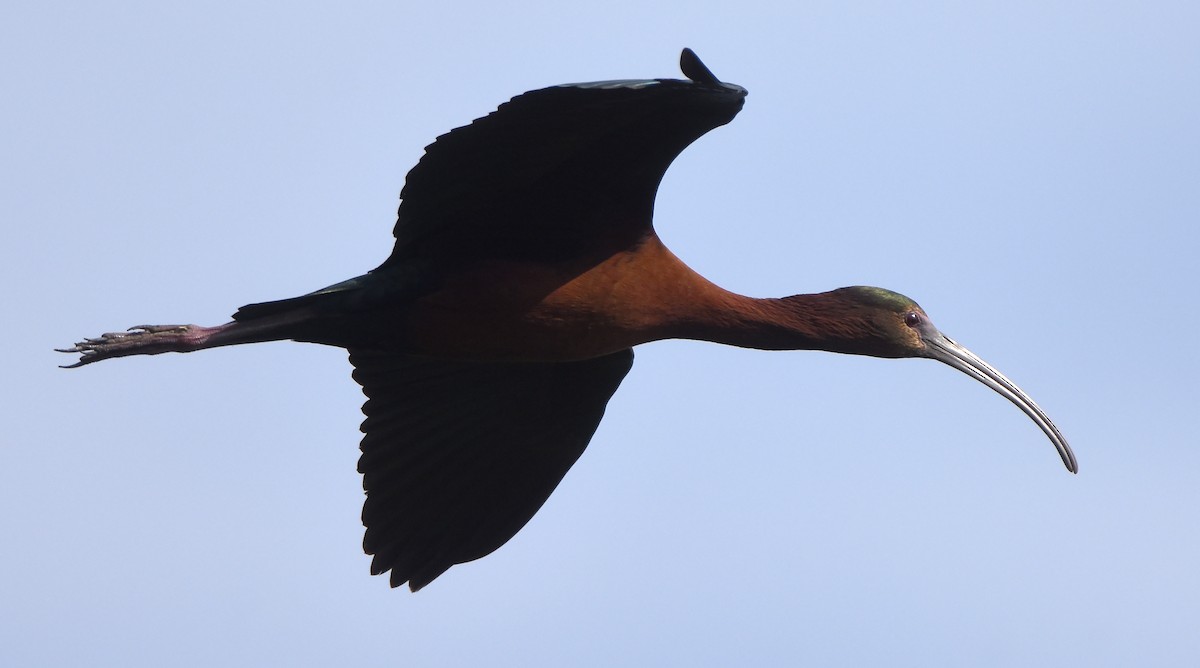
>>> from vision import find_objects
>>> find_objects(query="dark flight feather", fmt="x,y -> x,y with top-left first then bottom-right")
350,349 -> 634,590
380,68 -> 746,265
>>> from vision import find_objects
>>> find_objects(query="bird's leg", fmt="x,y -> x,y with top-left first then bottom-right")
60,303 -> 325,368
57,323 -> 238,368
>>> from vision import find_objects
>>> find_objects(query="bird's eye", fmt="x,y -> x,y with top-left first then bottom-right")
904,311 -> 921,327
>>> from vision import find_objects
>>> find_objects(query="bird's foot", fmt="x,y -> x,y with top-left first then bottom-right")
57,324 -> 203,368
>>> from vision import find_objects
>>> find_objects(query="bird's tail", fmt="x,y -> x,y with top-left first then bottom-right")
232,273 -> 376,322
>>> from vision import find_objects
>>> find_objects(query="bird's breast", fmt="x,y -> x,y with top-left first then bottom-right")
392,236 -> 729,362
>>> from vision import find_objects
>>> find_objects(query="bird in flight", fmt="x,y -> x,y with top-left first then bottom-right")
61,49 -> 1076,591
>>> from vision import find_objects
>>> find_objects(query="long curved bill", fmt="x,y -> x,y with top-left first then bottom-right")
924,332 -> 1077,473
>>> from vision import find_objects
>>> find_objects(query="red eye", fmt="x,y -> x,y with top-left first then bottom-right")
904,311 -> 921,327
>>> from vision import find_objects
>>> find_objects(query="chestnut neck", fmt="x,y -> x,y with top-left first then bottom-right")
673,288 -> 895,358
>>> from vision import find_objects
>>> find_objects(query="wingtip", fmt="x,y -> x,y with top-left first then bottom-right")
679,48 -> 721,85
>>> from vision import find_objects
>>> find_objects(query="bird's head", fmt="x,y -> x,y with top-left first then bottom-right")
828,286 -> 1077,472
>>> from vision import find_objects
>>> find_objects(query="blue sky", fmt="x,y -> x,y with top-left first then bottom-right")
4,2 -> 1199,666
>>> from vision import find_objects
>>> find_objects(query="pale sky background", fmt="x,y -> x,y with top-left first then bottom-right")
4,2 -> 1199,666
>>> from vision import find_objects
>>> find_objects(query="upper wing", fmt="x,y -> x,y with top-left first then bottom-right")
378,49 -> 747,266
349,348 -> 634,591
